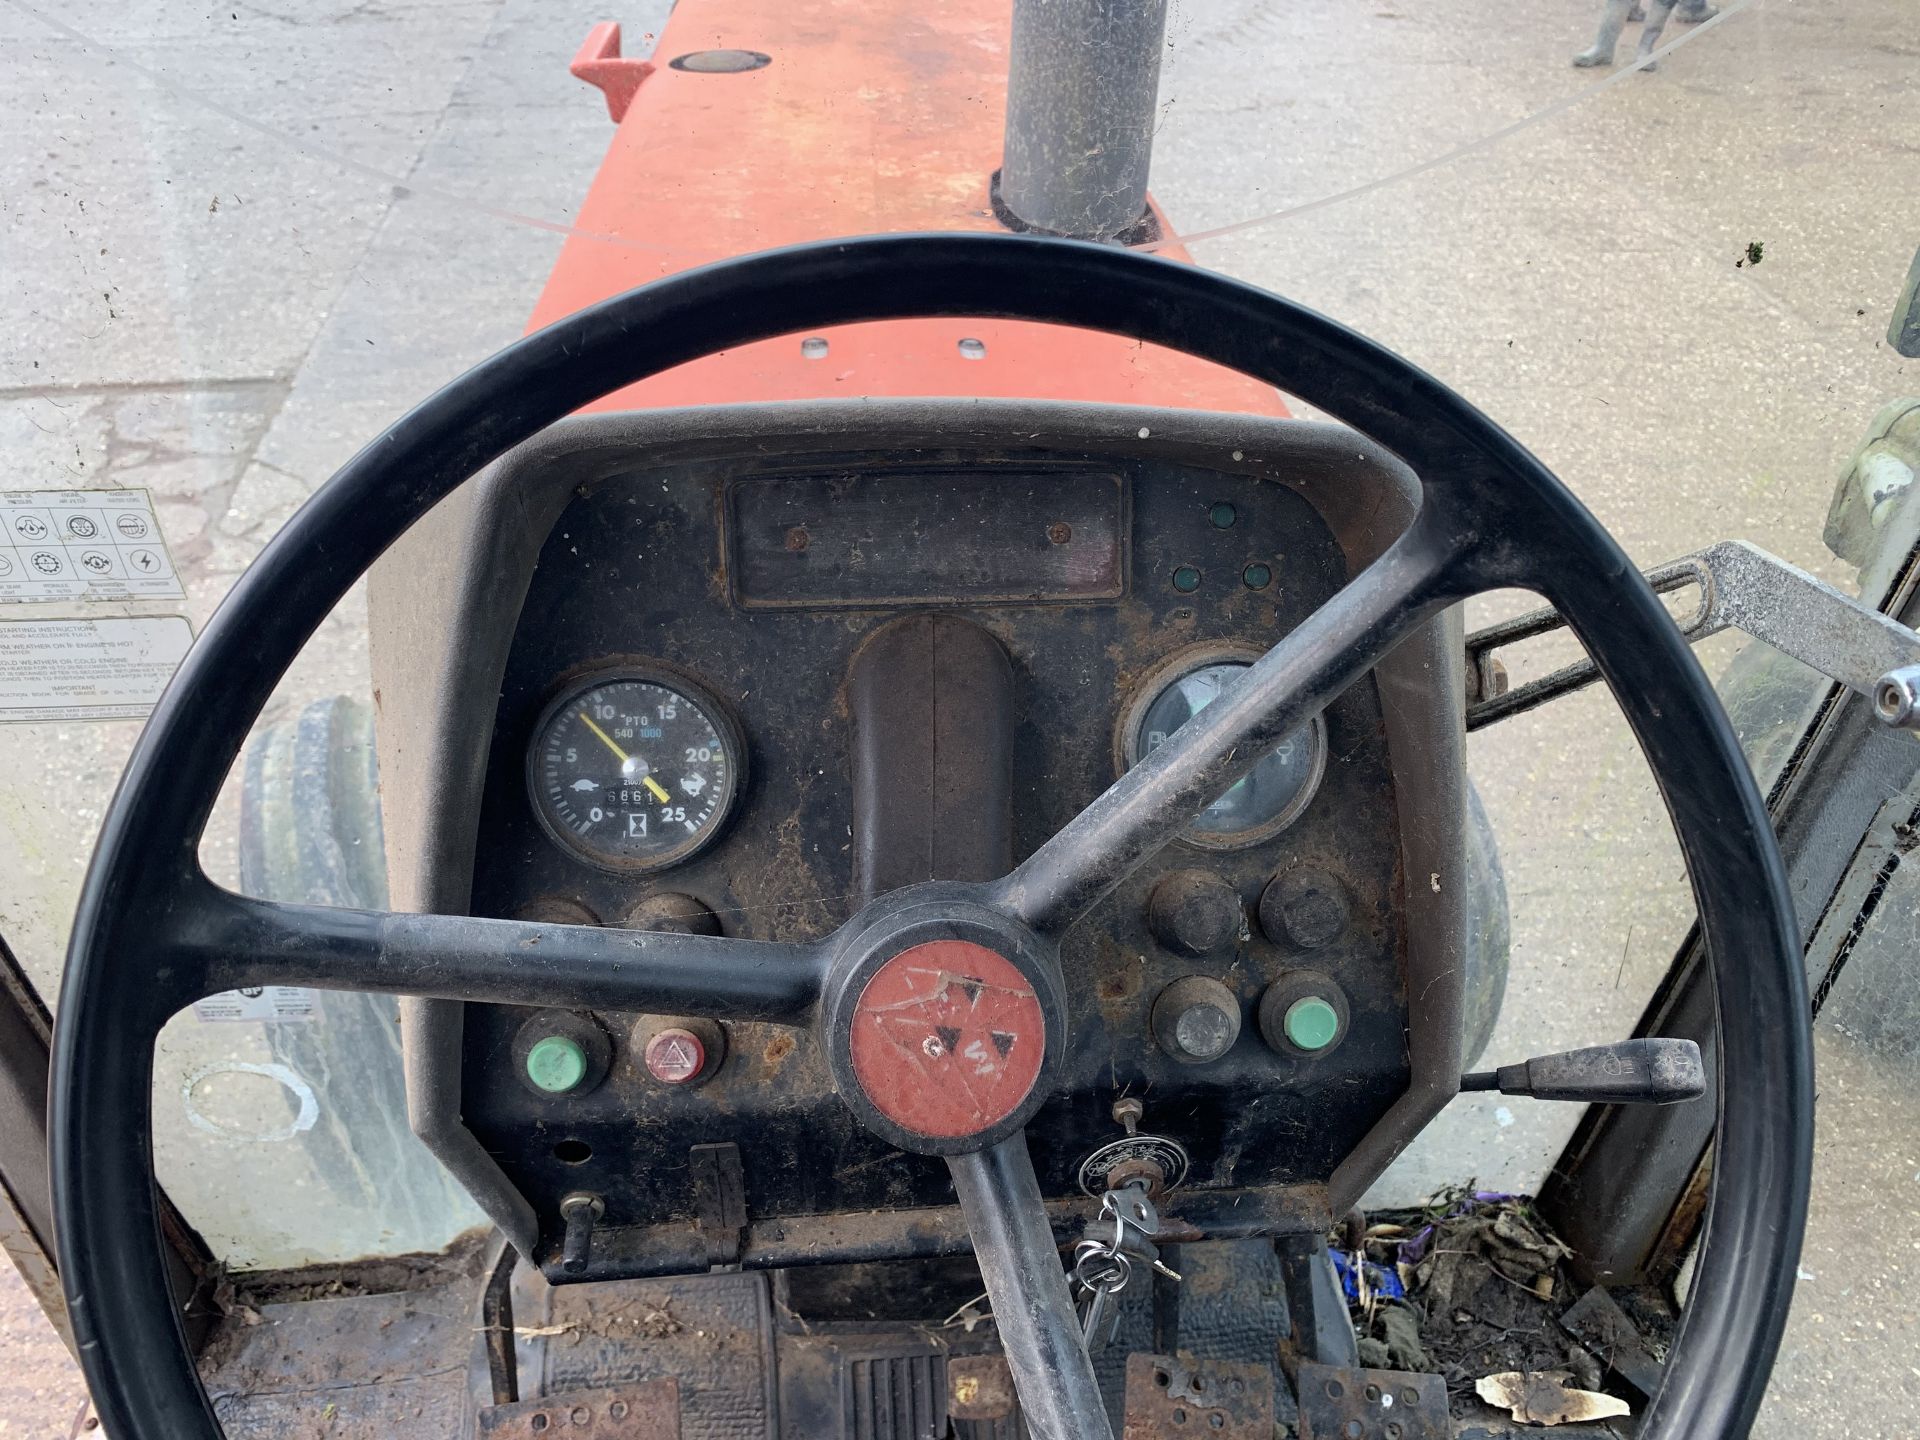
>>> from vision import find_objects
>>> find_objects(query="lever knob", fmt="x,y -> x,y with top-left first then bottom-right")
1461,1038 -> 1705,1105
559,1193 -> 604,1274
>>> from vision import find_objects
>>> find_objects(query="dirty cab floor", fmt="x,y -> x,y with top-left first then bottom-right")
196,1210 -> 1669,1439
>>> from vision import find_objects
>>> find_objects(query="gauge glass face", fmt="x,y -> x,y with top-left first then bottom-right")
1132,661 -> 1324,844
530,675 -> 740,872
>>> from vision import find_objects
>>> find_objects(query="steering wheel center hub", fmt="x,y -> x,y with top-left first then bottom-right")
821,885 -> 1064,1154
848,939 -> 1047,1141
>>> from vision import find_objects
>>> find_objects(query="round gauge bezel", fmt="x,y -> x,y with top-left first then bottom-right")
525,664 -> 747,875
1115,641 -> 1329,851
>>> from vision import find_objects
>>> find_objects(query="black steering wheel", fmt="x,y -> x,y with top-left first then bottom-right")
51,233 -> 1812,1440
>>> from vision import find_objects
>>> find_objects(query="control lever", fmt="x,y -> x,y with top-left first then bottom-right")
1460,1038 -> 1705,1105
559,1192 -> 604,1274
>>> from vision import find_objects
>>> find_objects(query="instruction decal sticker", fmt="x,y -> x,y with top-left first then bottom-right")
0,489 -> 185,602
0,616 -> 193,722
191,988 -> 318,1025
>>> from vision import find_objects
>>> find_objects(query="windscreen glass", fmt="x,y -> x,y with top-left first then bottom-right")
1,3 -> 1913,1432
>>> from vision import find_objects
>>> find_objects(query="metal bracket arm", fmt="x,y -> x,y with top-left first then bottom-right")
1465,540 -> 1920,731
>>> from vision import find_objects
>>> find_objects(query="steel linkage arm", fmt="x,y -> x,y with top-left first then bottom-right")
1466,539 -> 1920,732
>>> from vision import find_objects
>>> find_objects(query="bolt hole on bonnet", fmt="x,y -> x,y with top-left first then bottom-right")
553,1139 -> 592,1165
668,48 -> 771,72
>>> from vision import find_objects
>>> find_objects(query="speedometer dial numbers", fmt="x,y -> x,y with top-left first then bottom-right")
527,670 -> 745,873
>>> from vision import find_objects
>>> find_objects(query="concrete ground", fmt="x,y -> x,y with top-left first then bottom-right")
0,1264 -> 90,1439
1,0 -> 1915,1433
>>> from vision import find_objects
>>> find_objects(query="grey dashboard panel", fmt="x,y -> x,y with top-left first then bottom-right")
365,399 -> 1469,1264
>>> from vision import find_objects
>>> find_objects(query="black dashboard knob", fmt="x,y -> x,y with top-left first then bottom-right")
1258,867 -> 1349,950
623,891 -> 722,935
1151,976 -> 1243,1064
1146,870 -> 1243,957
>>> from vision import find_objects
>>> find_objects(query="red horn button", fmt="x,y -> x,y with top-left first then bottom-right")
848,940 -> 1047,1140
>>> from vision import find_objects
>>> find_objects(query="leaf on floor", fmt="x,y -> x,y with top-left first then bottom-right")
1474,1369 -> 1631,1426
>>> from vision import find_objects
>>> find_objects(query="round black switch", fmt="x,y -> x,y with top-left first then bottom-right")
1151,976 -> 1243,1064
1259,867 -> 1349,950
1147,869 -> 1243,957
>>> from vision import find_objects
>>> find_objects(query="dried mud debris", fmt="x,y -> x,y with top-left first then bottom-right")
1332,1187 -> 1674,1430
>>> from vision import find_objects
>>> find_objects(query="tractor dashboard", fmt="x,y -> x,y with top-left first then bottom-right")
376,399 -> 1482,1283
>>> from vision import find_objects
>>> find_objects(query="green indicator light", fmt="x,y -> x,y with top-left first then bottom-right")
1209,502 -> 1237,529
1172,565 -> 1202,593
1284,996 -> 1341,1052
526,1034 -> 589,1094
1243,562 -> 1272,590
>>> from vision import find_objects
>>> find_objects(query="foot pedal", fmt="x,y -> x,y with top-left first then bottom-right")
949,1353 -> 1019,1438
537,1271 -> 776,1436
1296,1363 -> 1449,1440
1122,1354 -> 1274,1439
841,1342 -> 948,1440
477,1379 -> 680,1438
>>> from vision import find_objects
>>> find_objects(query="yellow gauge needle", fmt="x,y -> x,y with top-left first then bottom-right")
579,711 -> 672,802
578,711 -> 630,763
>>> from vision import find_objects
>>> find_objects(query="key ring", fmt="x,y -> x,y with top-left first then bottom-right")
1072,1240 -> 1133,1295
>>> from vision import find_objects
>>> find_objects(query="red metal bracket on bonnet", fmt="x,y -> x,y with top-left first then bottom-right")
571,22 -> 654,123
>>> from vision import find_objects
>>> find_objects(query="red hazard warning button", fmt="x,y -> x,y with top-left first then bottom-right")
643,1027 -> 708,1085
848,939 -> 1046,1140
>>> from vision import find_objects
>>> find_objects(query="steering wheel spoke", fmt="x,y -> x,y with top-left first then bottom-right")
948,1134 -> 1114,1440
992,507 -> 1479,937
175,883 -> 827,1025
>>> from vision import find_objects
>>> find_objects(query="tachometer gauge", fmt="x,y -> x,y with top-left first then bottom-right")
1121,650 -> 1326,849
528,670 -> 745,873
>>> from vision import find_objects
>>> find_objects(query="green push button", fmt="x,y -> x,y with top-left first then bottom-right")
1284,996 -> 1341,1052
526,1034 -> 589,1094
